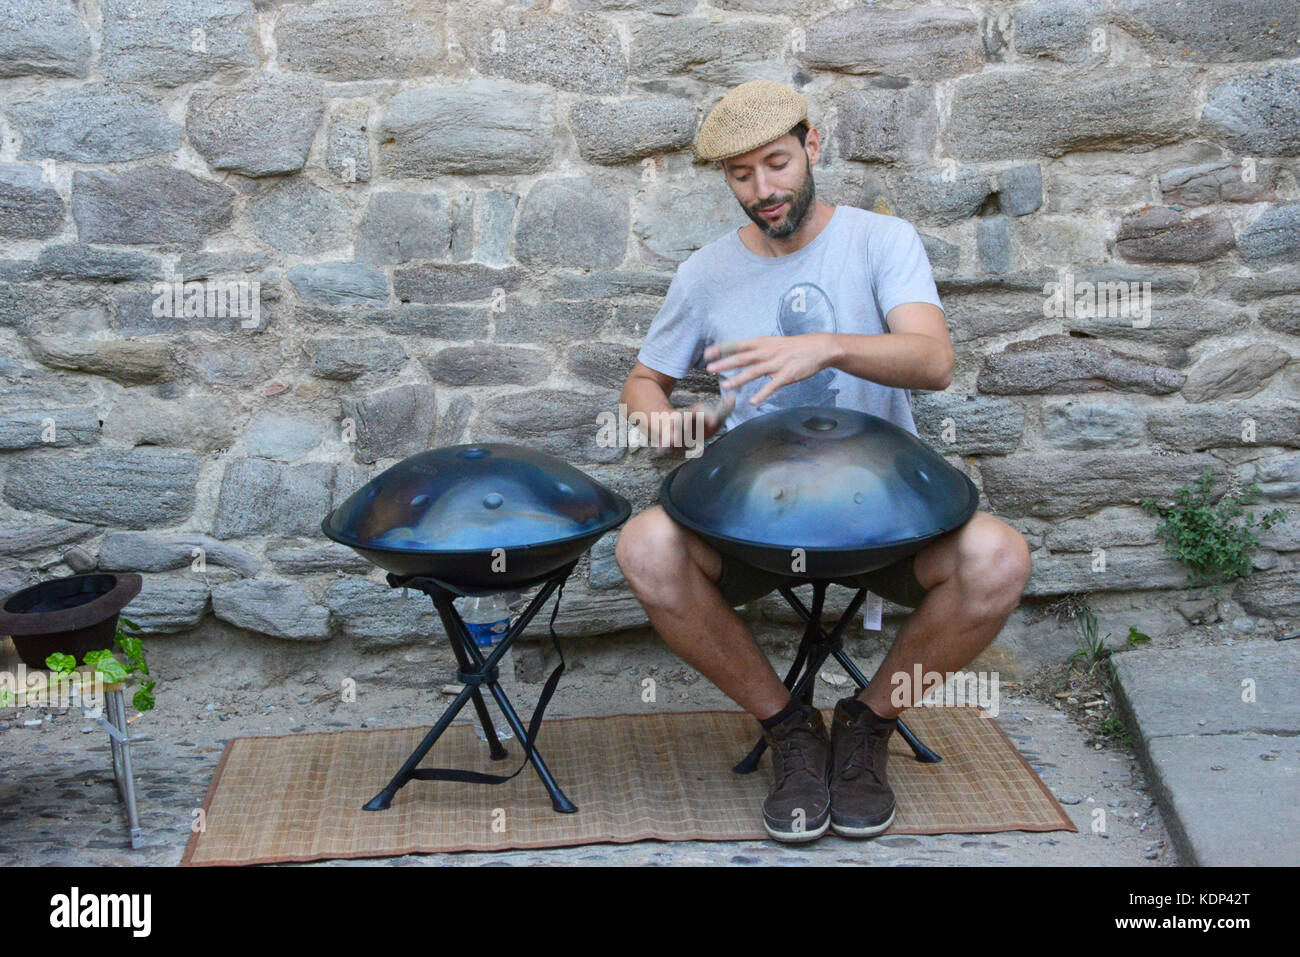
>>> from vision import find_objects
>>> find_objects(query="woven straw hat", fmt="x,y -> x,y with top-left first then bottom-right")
694,79 -> 810,163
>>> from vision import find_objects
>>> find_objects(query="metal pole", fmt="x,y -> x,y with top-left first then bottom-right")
428,588 -> 509,759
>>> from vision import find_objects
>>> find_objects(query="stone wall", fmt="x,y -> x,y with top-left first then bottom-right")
1,0 -> 1298,676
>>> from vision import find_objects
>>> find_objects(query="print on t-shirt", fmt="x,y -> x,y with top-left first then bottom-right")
733,280 -> 842,413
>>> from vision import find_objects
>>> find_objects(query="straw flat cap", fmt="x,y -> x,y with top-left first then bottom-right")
694,80 -> 810,163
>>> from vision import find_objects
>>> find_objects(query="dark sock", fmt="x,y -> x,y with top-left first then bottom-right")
838,696 -> 869,719
840,696 -> 895,724
759,698 -> 801,731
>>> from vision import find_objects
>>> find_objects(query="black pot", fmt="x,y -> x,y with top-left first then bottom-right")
660,406 -> 980,579
0,573 -> 142,669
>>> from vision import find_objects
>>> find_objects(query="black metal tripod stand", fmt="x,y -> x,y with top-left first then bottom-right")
734,579 -> 942,774
362,558 -> 580,814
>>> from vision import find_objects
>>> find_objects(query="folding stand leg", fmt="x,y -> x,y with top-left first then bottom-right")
430,590 -> 576,813
363,565 -> 578,813
734,581 -> 942,774
445,621 -> 508,760
480,675 -> 576,814
362,679 -> 478,811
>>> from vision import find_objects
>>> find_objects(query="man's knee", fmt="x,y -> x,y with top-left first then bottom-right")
957,520 -> 1031,613
615,508 -> 684,590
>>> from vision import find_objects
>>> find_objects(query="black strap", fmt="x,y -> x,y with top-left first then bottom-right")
408,578 -> 568,786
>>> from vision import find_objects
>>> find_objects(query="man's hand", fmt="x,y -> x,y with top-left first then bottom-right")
651,395 -> 735,458
703,333 -> 840,406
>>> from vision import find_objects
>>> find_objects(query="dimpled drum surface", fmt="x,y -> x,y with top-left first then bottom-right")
660,406 -> 979,579
323,443 -> 631,590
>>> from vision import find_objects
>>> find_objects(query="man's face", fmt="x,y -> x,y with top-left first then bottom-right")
722,131 -> 817,239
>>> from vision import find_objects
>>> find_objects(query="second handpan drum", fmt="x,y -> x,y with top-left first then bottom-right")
322,443 -> 631,590
660,406 -> 979,579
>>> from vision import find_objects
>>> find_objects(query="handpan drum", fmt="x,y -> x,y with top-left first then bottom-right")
660,406 -> 979,580
323,443 -> 631,591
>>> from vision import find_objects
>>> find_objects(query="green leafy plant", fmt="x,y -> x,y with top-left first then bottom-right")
43,616 -> 155,712
44,652 -> 77,674
1140,469 -> 1284,592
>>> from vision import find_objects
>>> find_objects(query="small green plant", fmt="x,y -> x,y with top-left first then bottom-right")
1067,604 -> 1111,675
1096,712 -> 1132,748
1140,469 -> 1284,592
1046,595 -> 1144,750
44,616 -> 155,712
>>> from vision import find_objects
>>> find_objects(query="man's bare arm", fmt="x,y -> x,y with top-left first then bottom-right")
619,361 -> 733,451
704,302 -> 954,406
827,302 -> 954,392
620,361 -> 678,447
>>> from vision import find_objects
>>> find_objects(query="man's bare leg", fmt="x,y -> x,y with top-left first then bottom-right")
856,511 -> 1032,719
615,505 -> 792,719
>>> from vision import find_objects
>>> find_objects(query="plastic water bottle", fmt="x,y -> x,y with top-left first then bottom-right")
455,594 -> 516,742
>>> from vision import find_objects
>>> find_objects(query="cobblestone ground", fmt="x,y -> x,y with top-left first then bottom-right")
0,676 -> 1174,867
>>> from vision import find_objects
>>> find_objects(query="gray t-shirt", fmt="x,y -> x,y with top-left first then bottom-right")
636,205 -> 945,436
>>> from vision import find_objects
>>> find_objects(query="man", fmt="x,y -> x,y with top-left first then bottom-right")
615,80 -> 1032,843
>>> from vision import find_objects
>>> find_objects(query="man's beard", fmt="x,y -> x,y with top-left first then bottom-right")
744,159 -> 816,239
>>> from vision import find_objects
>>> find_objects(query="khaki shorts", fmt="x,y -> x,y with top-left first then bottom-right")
714,551 -> 929,609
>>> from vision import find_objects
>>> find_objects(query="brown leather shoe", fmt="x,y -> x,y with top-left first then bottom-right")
829,697 -> 897,837
761,704 -> 832,843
